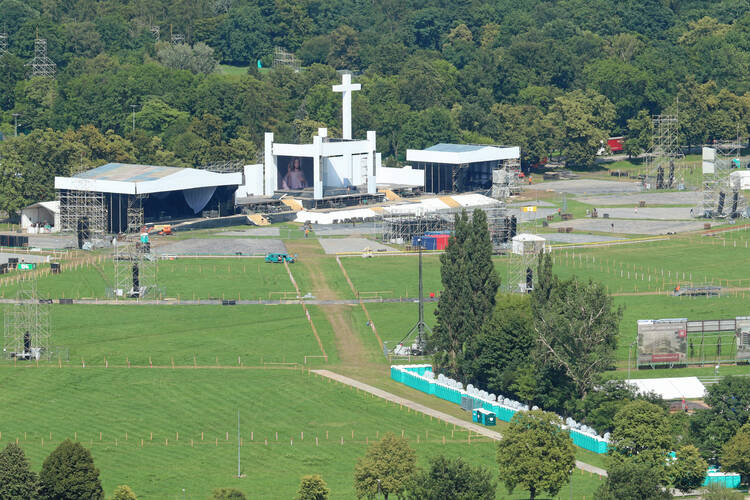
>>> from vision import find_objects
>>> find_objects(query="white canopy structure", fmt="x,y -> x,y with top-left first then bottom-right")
511,233 -> 546,255
21,201 -> 60,233
405,143 -> 521,193
625,377 -> 706,400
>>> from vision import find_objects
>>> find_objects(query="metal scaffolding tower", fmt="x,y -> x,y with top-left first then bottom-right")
57,189 -> 107,236
112,237 -> 157,299
647,115 -> 682,190
506,236 -> 545,294
273,46 -> 300,72
491,159 -> 522,200
150,25 -> 160,41
126,196 -> 145,233
380,205 -> 510,253
26,39 -> 56,78
3,275 -> 50,360
0,32 -> 8,55
699,138 -> 747,219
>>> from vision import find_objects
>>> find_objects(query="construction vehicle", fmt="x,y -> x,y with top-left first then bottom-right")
265,253 -> 296,263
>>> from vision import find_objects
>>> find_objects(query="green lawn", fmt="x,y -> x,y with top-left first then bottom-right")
0,258 -> 296,300
0,368 -> 604,499
340,255 -> 443,298
0,304 -> 328,367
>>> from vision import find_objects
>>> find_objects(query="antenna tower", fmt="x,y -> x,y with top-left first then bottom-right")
26,38 -> 56,78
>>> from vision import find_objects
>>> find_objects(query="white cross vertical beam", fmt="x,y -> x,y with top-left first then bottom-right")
332,73 -> 360,140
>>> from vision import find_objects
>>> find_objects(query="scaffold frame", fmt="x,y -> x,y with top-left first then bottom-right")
700,138 -> 747,219
111,237 -> 157,299
273,46 -> 301,72
646,115 -> 682,190
26,38 -> 56,78
3,275 -> 50,360
57,189 -> 107,235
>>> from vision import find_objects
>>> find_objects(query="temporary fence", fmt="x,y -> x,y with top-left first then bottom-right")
391,364 -> 609,454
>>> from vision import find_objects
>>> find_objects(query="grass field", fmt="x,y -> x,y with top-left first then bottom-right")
0,258 -> 296,301
0,368 -> 605,499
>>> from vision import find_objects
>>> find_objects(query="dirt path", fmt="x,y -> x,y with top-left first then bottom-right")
313,369 -> 608,477
286,240 -> 367,367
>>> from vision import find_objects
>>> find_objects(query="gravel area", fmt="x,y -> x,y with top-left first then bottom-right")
312,222 -> 380,236
27,234 -> 78,249
155,238 -> 286,255
318,237 -> 395,254
528,179 -> 643,195
549,219 -> 706,235
507,207 -> 558,221
219,227 -> 281,237
539,233 -> 623,244
0,252 -> 49,264
508,200 -> 556,208
595,207 -> 693,220
578,191 -> 702,206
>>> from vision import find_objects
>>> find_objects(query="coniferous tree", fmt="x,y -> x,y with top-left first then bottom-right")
0,443 -> 38,500
38,439 -> 103,500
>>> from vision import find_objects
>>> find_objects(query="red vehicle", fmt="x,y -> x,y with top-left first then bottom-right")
607,137 -> 625,153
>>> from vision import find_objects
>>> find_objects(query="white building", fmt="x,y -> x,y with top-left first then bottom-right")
21,201 -> 60,233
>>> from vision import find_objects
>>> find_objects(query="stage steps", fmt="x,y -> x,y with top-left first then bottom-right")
280,198 -> 304,211
379,189 -> 401,201
247,213 -> 270,226
439,196 -> 461,208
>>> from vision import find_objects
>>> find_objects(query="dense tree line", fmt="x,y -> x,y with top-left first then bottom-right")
1,0 -> 749,187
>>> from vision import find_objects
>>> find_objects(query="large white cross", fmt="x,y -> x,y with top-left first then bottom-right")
332,73 -> 360,140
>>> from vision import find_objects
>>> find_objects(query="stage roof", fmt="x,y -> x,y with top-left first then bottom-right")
55,163 -> 243,195
406,143 -> 520,165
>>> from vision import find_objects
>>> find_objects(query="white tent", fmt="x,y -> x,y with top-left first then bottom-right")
625,377 -> 706,400
21,201 -> 60,233
511,233 -> 546,255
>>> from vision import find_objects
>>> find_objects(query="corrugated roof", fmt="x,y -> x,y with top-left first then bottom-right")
75,163 -> 183,183
424,144 -> 488,153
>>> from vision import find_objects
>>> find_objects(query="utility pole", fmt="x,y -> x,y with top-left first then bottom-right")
130,105 -> 137,132
237,409 -> 242,478
12,113 -> 19,136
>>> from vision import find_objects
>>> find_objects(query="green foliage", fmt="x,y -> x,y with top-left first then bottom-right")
669,445 -> 708,493
610,400 -> 672,462
406,455 -> 495,500
210,488 -> 246,500
0,443 -> 38,499
625,109 -> 653,157
690,376 -> 750,463
296,475 -> 329,500
155,42 -> 218,75
532,259 -> 622,398
596,457 -> 672,500
701,483 -> 745,500
39,439 -> 104,500
548,89 -> 616,168
721,423 -> 750,485
110,485 -> 137,500
353,433 -> 416,499
432,209 -> 499,379
496,410 -> 575,500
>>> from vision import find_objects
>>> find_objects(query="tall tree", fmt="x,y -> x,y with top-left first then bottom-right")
354,433 -> 416,500
296,475 -> 329,500
532,275 -> 622,398
0,443 -> 38,500
610,400 -> 672,461
38,440 -> 103,500
496,410 -> 575,500
596,457 -> 672,500
406,455 -> 495,500
669,445 -> 708,493
722,423 -> 750,485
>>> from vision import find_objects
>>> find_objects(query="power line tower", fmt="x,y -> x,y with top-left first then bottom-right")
647,115 -> 682,190
3,273 -> 51,360
170,25 -> 184,45
0,32 -> 8,55
150,25 -> 160,41
26,38 -> 56,78
699,137 -> 747,219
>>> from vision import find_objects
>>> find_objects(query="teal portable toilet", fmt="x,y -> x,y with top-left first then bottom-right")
472,408 -> 482,423
482,409 -> 496,426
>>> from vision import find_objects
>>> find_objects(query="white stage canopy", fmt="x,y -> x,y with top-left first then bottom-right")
625,377 -> 706,400
406,143 -> 520,165
55,163 -> 242,196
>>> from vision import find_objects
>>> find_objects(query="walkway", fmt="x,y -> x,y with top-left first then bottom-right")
312,369 -> 607,477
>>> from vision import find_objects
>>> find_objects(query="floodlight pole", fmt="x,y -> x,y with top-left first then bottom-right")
237,409 -> 241,477
417,237 -> 424,347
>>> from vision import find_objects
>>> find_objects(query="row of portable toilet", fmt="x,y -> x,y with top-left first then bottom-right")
391,364 -> 610,454
703,468 -> 741,488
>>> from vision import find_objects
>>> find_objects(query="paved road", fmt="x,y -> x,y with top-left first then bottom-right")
312,369 -> 607,477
